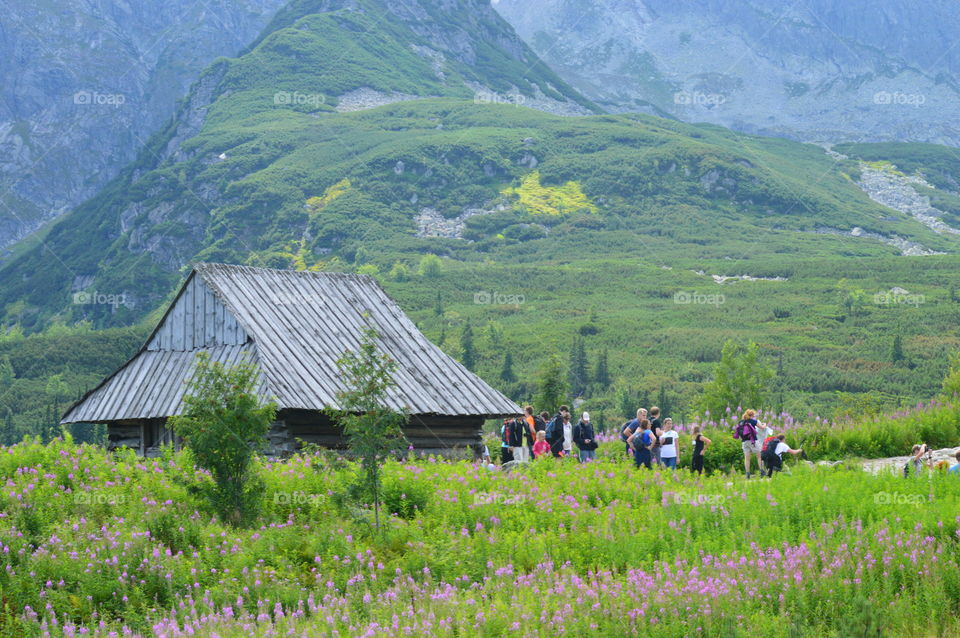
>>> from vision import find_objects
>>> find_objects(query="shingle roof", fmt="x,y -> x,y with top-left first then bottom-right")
62,263 -> 520,423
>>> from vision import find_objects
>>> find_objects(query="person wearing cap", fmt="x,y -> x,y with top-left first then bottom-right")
573,411 -> 599,462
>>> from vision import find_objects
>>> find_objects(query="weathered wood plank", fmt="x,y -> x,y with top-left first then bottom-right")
194,277 -> 205,349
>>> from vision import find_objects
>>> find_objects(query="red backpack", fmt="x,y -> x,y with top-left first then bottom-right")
761,435 -> 776,454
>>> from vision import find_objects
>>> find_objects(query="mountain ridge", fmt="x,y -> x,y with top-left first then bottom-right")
494,0 -> 960,146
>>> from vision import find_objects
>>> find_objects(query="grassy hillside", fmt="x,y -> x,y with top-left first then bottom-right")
3,101 -> 954,329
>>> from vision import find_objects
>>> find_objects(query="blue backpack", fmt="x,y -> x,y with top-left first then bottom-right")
545,416 -> 558,440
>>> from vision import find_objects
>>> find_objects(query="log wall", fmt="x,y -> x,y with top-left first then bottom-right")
107,410 -> 484,459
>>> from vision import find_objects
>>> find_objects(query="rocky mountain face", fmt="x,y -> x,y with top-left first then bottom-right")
0,0 -> 286,251
494,0 -> 960,145
0,0 -> 598,328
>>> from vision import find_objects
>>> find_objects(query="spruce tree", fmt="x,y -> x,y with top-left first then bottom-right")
460,320 -> 477,371
169,353 -> 277,526
326,327 -> 408,532
500,352 -> 516,383
891,333 -> 904,364
568,335 -> 588,397
1,408 -> 15,446
534,355 -> 567,415
593,348 -> 610,389
657,385 -> 671,418
0,355 -> 13,389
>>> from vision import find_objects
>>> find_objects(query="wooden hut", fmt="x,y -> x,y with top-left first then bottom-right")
61,263 -> 520,457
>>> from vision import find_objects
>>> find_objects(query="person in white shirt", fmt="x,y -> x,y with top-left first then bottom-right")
658,418 -> 680,469
762,434 -> 802,477
548,405 -> 575,458
562,413 -> 574,458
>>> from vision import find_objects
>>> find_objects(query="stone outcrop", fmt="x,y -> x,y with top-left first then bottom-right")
416,203 -> 509,239
810,226 -> 942,257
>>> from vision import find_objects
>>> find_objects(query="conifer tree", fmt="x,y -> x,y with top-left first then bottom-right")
460,320 -> 477,371
500,352 -> 516,383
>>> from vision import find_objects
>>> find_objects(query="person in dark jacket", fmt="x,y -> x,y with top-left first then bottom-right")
499,420 -> 513,464
548,405 -> 573,457
538,411 -> 550,431
573,411 -> 599,462
690,426 -> 712,475
648,406 -> 663,466
505,414 -> 529,463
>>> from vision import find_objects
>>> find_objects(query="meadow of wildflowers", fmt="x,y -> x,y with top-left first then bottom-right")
1,420 -> 960,637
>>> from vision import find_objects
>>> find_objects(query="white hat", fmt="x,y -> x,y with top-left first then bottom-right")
582,411 -> 590,421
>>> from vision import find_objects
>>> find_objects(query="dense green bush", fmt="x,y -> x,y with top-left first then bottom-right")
169,353 -> 277,526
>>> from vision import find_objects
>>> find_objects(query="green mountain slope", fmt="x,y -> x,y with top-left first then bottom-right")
2,0 -> 960,431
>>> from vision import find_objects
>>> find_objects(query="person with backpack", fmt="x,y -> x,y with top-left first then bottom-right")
659,418 -> 680,469
734,409 -> 761,478
547,405 -> 573,458
757,421 -> 774,472
621,408 -> 647,457
627,419 -> 654,469
573,411 -> 599,462
539,411 -> 551,430
691,426 -> 711,475
648,407 -> 663,466
522,406 -> 541,459
905,443 -> 933,478
506,414 -> 529,463
761,434 -> 802,477
759,426 -> 777,469
499,419 -> 514,464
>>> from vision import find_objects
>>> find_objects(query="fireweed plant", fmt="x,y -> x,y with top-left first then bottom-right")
0,417 -> 959,636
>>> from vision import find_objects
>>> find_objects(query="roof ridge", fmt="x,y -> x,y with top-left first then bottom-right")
193,262 -> 375,281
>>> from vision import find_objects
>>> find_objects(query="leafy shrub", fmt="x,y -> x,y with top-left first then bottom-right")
169,353 -> 276,526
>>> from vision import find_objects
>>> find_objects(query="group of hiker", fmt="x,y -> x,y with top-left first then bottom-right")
905,443 -> 960,477
498,405 -> 599,464
497,406 -> 803,478
727,408 -> 802,478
